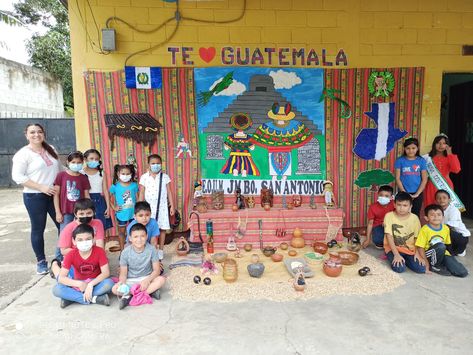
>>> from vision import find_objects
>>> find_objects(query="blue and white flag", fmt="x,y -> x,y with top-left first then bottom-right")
353,102 -> 407,161
125,66 -> 162,89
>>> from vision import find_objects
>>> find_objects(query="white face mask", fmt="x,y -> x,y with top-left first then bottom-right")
120,174 -> 131,182
76,240 -> 93,252
377,196 -> 391,206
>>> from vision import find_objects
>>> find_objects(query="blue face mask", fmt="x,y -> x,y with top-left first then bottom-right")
69,163 -> 83,172
150,164 -> 161,173
86,161 -> 100,169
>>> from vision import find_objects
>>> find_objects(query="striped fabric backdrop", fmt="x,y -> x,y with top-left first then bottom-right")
84,69 -> 200,231
325,67 -> 425,227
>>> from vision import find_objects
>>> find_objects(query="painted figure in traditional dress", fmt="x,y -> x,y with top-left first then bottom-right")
221,113 -> 260,177
176,134 -> 192,158
251,102 -> 313,180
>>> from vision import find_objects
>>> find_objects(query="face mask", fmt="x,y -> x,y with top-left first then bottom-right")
78,216 -> 93,224
86,161 -> 100,169
76,240 -> 93,252
120,174 -> 131,182
69,163 -> 83,172
378,196 -> 391,205
150,164 -> 161,173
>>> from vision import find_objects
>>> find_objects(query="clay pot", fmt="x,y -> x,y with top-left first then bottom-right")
263,203 -> 271,211
232,204 -> 239,212
280,242 -> 289,250
176,237 -> 190,256
271,253 -> 283,262
294,283 -> 305,292
247,263 -> 265,278
251,254 -> 260,264
291,228 -> 305,248
288,250 -> 298,257
323,252 -> 343,277
243,243 -> 252,252
223,258 -> 238,283
338,251 -> 359,266
313,241 -> 328,255
262,246 -> 277,257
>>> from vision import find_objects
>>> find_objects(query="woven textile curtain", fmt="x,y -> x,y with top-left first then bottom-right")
84,68 -> 200,231
325,67 -> 425,227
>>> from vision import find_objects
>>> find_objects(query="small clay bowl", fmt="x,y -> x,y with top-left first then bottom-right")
338,251 -> 359,266
280,242 -> 289,250
271,253 -> 283,262
243,243 -> 252,252
213,252 -> 228,263
288,250 -> 298,257
313,241 -> 328,255
262,247 -> 276,257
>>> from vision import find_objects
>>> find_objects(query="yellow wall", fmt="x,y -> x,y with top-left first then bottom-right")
69,0 -> 473,152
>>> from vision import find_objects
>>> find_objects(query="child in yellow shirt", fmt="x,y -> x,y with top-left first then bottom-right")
415,204 -> 468,277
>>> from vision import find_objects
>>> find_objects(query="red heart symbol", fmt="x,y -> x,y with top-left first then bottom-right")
199,47 -> 216,63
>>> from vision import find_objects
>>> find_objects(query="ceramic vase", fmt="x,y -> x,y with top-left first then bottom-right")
323,252 -> 342,277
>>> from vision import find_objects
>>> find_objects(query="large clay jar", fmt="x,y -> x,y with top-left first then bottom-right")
223,258 -> 238,283
176,237 -> 190,256
323,252 -> 343,277
291,228 -> 305,248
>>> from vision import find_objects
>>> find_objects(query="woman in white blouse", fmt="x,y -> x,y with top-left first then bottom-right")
12,123 -> 61,275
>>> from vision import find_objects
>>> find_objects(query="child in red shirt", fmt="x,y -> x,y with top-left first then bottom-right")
363,185 -> 395,248
52,224 -> 113,308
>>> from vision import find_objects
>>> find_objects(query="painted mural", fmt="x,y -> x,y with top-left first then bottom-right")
194,67 -> 326,196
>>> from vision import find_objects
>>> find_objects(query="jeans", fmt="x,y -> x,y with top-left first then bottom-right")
448,229 -> 469,256
386,251 -> 426,273
52,278 -> 114,304
23,193 -> 60,262
427,243 -> 468,277
372,225 -> 385,247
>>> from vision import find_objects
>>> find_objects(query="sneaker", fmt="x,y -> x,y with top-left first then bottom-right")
157,249 -> 164,260
49,259 -> 61,279
36,260 -> 48,275
60,298 -> 73,309
119,295 -> 131,310
457,250 -> 466,257
431,265 -> 452,276
150,289 -> 161,300
374,245 -> 384,250
94,294 -> 110,306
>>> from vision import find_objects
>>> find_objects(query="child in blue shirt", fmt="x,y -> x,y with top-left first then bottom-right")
110,164 -> 138,250
126,201 -> 160,246
394,137 -> 428,218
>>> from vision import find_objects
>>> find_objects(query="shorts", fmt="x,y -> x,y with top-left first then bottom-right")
126,276 -> 149,286
117,218 -> 134,227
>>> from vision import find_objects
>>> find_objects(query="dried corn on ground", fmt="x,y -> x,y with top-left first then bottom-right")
164,241 -> 405,303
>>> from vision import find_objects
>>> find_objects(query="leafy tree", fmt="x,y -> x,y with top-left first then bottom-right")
14,0 -> 73,112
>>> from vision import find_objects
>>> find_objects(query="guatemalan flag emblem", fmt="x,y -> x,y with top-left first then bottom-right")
353,102 -> 407,161
125,66 -> 162,89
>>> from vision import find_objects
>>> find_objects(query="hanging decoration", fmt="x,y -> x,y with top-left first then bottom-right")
355,169 -> 395,191
104,113 -> 162,151
318,88 -> 352,119
353,102 -> 407,161
368,71 -> 395,98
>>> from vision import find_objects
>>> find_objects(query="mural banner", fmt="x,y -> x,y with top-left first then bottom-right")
195,67 -> 326,195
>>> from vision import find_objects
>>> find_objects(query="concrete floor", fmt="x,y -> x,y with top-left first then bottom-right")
0,188 -> 472,354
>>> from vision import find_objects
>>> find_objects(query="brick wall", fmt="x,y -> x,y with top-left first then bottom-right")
69,0 -> 473,151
